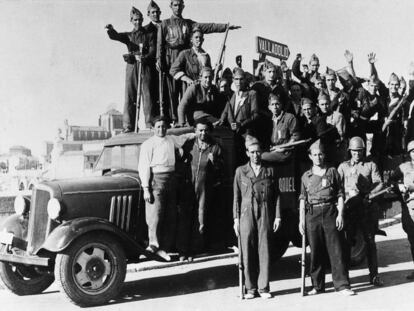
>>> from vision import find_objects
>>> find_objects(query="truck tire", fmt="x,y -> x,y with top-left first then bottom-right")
0,247 -> 54,295
350,229 -> 367,266
272,238 -> 290,261
54,232 -> 126,307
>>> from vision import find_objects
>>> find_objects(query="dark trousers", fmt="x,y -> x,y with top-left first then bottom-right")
344,196 -> 379,278
124,62 -> 158,130
402,200 -> 414,262
240,202 -> 271,293
306,204 -> 350,291
145,172 -> 177,251
164,48 -> 181,122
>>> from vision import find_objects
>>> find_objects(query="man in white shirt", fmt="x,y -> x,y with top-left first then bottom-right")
138,116 -> 195,261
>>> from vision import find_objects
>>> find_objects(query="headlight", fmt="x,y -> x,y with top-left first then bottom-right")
14,195 -> 29,215
47,198 -> 61,220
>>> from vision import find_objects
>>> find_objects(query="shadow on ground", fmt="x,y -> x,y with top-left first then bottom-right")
105,236 -> 413,305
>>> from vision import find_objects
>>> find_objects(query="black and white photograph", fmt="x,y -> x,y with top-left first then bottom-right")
1,0 -> 414,310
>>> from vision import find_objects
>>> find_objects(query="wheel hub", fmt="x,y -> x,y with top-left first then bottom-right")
85,258 -> 105,281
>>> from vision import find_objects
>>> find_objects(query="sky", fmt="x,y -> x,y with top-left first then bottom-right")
1,0 -> 414,156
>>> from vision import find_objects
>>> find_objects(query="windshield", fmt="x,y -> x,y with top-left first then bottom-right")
94,144 -> 140,171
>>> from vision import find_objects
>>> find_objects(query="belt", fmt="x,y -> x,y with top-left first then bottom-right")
311,201 -> 335,208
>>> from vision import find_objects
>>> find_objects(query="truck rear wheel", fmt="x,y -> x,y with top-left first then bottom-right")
0,246 -> 54,295
350,229 -> 367,266
54,233 -> 126,307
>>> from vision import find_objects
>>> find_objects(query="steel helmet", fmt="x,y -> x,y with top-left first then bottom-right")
348,136 -> 365,150
407,140 -> 414,153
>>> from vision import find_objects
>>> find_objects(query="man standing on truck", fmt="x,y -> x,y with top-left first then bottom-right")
138,116 -> 195,261
299,140 -> 355,296
106,7 -> 157,131
176,119 -> 224,261
157,0 -> 241,122
337,136 -> 384,286
233,137 -> 281,299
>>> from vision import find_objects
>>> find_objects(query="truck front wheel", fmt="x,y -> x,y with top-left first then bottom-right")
54,233 -> 126,307
0,247 -> 54,295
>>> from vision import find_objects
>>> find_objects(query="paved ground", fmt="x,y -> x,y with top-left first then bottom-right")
0,221 -> 413,311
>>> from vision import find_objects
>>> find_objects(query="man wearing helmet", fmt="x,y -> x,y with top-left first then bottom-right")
337,136 -> 384,286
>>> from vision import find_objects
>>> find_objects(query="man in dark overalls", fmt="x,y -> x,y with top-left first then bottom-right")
106,7 -> 156,131
299,140 -> 355,296
233,138 -> 281,299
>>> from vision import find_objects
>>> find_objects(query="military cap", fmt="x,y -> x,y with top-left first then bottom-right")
233,67 -> 245,78
147,0 -> 160,11
325,67 -> 337,79
308,139 -> 325,153
309,54 -> 319,64
130,6 -> 143,19
245,135 -> 260,149
389,72 -> 400,84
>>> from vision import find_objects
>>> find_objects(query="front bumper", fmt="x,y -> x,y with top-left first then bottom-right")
0,232 -> 50,267
0,252 -> 50,266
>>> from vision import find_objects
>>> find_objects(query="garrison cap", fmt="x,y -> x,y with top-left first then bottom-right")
245,135 -> 260,149
147,0 -> 160,11
130,6 -> 143,19
325,67 -> 337,79
389,72 -> 400,84
309,53 -> 319,64
308,139 -> 325,153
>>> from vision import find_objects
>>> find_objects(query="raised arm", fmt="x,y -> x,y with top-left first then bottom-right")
105,24 -> 130,45
344,50 -> 356,78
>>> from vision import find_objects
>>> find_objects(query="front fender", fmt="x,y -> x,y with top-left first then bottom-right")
40,217 -> 146,258
0,214 -> 28,241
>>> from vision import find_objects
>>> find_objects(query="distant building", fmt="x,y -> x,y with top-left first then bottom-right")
42,108 -> 122,178
99,109 -> 123,133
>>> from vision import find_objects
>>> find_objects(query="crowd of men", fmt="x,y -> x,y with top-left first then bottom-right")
106,0 -> 414,300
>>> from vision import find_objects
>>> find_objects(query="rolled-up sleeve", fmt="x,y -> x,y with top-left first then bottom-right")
332,168 -> 344,199
299,175 -> 308,201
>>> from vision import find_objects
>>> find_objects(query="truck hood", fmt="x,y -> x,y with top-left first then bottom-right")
41,173 -> 141,198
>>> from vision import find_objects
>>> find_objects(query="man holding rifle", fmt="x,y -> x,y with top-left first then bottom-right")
337,136 -> 384,286
233,137 -> 281,299
299,140 -> 354,296
157,0 -> 240,122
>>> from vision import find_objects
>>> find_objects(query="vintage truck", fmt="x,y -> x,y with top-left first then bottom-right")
0,127 -> 366,307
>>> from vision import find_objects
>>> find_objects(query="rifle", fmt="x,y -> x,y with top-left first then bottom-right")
382,94 -> 408,132
213,23 -> 230,85
159,71 -> 165,116
134,43 -> 144,133
368,186 -> 394,200
270,138 -> 312,152
237,218 -> 244,300
300,206 -> 306,296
